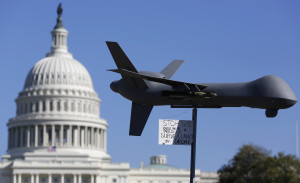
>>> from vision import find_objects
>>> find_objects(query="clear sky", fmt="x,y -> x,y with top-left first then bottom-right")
0,1 -> 299,172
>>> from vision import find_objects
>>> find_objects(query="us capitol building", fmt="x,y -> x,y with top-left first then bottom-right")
0,5 -> 218,183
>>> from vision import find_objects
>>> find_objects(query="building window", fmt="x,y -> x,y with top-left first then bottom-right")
24,177 -> 29,183
50,101 -> 54,111
66,178 -> 71,183
41,178 -> 46,183
63,128 -> 67,143
48,128 -> 52,144
43,101 -> 46,112
113,178 -> 117,183
39,127 -> 43,145
54,177 -> 59,183
83,177 -> 89,183
36,102 -> 39,112
23,128 -> 26,146
30,127 -> 35,146
57,101 -> 61,111
55,127 -> 60,143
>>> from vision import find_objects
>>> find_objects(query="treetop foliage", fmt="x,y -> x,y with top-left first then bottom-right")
218,144 -> 300,183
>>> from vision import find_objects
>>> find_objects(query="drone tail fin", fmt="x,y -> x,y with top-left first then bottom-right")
106,41 -> 148,88
160,60 -> 184,79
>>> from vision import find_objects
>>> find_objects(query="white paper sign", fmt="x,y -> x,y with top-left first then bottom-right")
159,119 -> 193,145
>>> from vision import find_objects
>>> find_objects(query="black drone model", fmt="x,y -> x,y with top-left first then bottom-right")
106,42 -> 297,136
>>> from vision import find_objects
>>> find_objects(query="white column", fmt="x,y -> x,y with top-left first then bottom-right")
85,126 -> 88,147
74,127 -> 77,147
61,174 -> 64,183
81,128 -> 84,147
78,174 -> 82,183
60,124 -> 64,146
13,174 -> 16,183
31,174 -> 34,183
35,125 -> 38,147
95,129 -> 98,149
91,128 -> 94,148
51,125 -> 55,146
69,125 -> 73,146
104,130 -> 107,152
96,175 -> 100,183
104,176 -> 108,183
77,126 -> 80,147
74,174 -> 77,183
101,129 -> 104,150
119,176 -> 122,183
43,125 -> 47,146
87,128 -> 90,147
91,174 -> 94,183
27,127 -> 30,147
97,129 -> 101,149
48,174 -> 52,183
36,174 -> 39,183
18,174 -> 21,183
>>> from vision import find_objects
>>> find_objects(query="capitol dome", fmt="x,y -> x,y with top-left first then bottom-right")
24,55 -> 93,90
6,5 -> 110,162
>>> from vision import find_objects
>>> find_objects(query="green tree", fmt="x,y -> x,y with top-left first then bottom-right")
218,144 -> 300,183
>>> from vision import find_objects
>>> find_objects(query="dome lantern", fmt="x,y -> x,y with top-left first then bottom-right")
46,3 -> 72,58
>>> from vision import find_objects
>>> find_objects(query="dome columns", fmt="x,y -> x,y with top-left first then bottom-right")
7,124 -> 107,152
12,173 -> 100,183
15,96 -> 100,118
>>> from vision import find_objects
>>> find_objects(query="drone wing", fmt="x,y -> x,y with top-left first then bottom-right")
109,69 -> 207,91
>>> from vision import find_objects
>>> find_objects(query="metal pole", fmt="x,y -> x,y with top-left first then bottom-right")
190,107 -> 198,183
297,121 -> 299,159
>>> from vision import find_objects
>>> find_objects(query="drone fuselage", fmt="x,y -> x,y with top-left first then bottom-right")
111,74 -> 297,110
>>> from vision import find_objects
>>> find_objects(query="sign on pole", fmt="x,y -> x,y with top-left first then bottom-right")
159,119 -> 193,145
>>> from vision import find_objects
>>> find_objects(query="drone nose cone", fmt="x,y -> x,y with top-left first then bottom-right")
110,80 -> 119,93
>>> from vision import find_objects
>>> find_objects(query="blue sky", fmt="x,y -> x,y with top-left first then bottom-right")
0,1 -> 299,172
